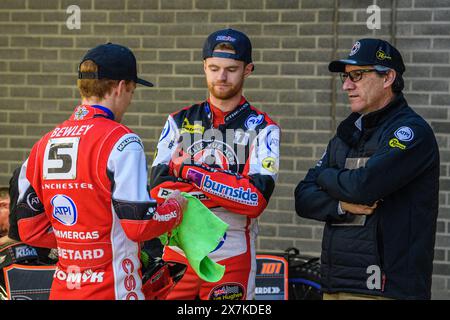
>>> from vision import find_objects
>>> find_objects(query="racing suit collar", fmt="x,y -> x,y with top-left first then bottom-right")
205,96 -> 250,127
69,104 -> 115,121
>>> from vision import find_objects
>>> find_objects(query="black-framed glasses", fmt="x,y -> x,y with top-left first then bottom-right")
339,69 -> 385,83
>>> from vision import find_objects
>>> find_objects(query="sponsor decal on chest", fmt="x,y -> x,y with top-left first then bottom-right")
51,194 -> 77,226
187,139 -> 238,170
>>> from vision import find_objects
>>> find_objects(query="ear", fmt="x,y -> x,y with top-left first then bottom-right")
243,63 -> 254,79
116,80 -> 128,96
383,69 -> 396,89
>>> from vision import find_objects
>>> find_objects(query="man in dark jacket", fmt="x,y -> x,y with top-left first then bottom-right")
294,38 -> 440,300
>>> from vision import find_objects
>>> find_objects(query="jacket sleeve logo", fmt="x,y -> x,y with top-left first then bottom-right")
394,126 -> 414,142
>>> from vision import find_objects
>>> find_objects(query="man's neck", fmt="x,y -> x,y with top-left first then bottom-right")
208,94 -> 243,113
81,98 -> 120,122
362,91 -> 396,116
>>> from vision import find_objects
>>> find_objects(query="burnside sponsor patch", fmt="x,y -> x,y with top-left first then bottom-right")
208,283 -> 245,300
186,168 -> 258,206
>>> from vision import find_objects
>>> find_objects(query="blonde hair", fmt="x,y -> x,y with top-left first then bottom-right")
77,60 -> 133,99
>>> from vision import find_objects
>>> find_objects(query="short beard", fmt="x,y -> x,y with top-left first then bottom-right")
208,78 -> 244,100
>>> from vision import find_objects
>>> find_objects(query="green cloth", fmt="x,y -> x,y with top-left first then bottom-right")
159,193 -> 229,283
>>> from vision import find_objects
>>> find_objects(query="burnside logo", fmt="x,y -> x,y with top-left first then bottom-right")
203,175 -> 258,206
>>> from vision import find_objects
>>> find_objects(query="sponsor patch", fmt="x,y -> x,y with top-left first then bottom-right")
266,129 -> 279,155
216,35 -> 236,42
209,283 -> 245,300
262,157 -> 277,173
14,245 -> 38,259
376,50 -> 392,61
54,267 -> 105,285
159,121 -> 170,142
187,139 -> 238,170
187,169 -> 258,206
181,118 -> 205,134
394,126 -> 414,142
117,136 -> 143,151
74,106 -> 89,120
51,194 -> 77,226
157,188 -> 209,200
389,138 -> 406,150
26,192 -> 42,212
186,168 -> 205,187
349,41 -> 361,56
245,114 -> 264,130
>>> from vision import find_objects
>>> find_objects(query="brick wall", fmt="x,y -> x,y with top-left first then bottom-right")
0,0 -> 448,298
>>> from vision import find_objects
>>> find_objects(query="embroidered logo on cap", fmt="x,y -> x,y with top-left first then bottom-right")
376,50 -> 392,60
349,41 -> 361,56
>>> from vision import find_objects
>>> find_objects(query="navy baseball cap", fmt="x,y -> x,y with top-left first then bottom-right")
78,43 -> 153,87
203,28 -> 254,69
329,38 -> 405,75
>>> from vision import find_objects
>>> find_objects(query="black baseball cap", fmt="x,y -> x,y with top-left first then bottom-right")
203,28 -> 254,69
78,43 -> 153,87
329,38 -> 405,75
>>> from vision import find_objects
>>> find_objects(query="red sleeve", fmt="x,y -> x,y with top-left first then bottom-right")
179,164 -> 271,218
15,154 -> 57,249
115,198 -> 182,242
150,163 -> 218,208
17,213 -> 57,248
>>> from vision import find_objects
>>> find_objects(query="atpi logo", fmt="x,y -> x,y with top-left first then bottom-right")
394,126 -> 414,142
245,114 -> 264,130
51,195 -> 77,226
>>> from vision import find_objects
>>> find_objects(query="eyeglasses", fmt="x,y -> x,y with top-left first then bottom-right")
339,69 -> 385,83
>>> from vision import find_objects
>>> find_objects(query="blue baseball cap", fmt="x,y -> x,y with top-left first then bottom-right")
203,28 -> 254,70
78,43 -> 153,87
329,38 -> 405,75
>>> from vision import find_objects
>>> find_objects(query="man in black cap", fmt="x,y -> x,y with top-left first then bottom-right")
295,38 -> 440,299
9,43 -> 186,299
150,29 -> 280,300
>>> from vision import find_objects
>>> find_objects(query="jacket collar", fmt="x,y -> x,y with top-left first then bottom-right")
337,93 -> 407,146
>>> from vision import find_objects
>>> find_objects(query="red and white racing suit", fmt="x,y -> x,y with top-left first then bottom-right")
150,97 -> 280,300
15,105 -> 182,300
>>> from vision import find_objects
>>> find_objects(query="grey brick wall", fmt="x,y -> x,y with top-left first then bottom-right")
0,0 -> 448,298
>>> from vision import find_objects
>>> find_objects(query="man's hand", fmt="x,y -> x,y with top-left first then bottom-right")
168,146 -> 192,178
340,201 -> 378,215
166,190 -> 187,227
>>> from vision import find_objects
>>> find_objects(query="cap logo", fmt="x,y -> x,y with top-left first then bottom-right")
376,50 -> 391,60
216,35 -> 236,42
349,41 -> 361,56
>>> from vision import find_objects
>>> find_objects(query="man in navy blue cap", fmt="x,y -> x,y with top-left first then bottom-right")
295,38 -> 440,299
8,43 -> 187,299
151,29 -> 280,300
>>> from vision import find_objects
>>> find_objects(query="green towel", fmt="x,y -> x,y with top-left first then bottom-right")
159,193 -> 229,282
